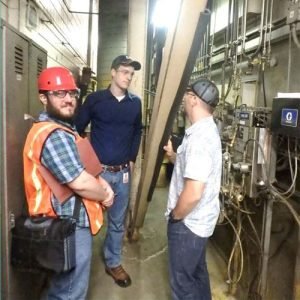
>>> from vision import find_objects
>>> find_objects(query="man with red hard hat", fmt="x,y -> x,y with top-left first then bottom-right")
23,66 -> 114,299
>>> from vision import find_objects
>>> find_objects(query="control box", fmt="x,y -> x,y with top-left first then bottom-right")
271,97 -> 300,137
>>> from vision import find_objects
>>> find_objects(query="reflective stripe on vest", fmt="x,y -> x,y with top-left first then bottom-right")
23,121 -> 103,235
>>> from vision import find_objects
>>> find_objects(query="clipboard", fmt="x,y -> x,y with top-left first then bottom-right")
38,138 -> 102,203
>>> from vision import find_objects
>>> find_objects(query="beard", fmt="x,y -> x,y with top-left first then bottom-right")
47,100 -> 76,124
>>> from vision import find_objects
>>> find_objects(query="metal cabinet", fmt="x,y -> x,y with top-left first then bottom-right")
0,21 -> 47,300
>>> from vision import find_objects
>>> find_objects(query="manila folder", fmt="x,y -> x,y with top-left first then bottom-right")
38,138 -> 102,203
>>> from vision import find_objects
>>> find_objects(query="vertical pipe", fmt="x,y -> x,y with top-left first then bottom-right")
87,0 -> 93,66
260,197 -> 274,299
226,0 -> 232,45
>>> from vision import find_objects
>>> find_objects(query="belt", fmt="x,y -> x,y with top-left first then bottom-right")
102,163 -> 129,173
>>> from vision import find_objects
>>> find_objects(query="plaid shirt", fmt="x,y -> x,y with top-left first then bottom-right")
39,112 -> 89,227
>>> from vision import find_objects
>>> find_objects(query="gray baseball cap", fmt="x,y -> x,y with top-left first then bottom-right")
187,78 -> 219,107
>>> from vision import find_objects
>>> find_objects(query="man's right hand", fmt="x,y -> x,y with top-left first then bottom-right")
68,170 -> 114,205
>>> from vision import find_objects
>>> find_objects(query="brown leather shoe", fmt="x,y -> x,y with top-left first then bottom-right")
105,265 -> 132,288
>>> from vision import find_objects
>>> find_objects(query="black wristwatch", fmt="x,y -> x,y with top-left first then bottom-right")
169,210 -> 183,223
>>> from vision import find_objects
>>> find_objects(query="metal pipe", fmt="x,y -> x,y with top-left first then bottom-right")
226,0 -> 232,45
267,0 -> 274,58
241,0 -> 266,60
287,29 -> 292,91
87,0 -> 93,66
211,60 -> 249,77
262,0 -> 270,57
260,197 -> 274,299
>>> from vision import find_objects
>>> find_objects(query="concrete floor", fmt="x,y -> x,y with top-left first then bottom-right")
87,187 -> 237,300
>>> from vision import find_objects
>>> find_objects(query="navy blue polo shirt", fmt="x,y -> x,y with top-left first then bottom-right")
75,89 -> 142,166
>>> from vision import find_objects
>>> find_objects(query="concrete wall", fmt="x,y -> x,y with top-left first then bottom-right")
97,0 -> 129,88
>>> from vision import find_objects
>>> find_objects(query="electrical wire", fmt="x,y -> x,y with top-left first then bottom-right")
279,138 -> 297,196
243,138 -> 300,226
261,69 -> 267,107
224,211 -> 244,285
228,198 -> 254,214
241,0 -> 266,60
291,23 -> 300,49
37,31 -> 78,68
37,1 -> 87,65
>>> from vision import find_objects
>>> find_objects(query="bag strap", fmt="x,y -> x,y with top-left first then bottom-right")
72,196 -> 81,221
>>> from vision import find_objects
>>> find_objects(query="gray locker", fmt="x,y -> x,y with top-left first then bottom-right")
1,21 -> 47,300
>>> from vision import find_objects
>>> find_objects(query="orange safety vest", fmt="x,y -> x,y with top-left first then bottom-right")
23,121 -> 103,235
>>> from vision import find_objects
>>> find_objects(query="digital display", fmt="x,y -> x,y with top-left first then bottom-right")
281,108 -> 298,127
239,112 -> 249,120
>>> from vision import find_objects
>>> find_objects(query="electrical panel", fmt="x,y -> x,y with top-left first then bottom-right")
234,107 -> 271,155
232,107 -> 272,198
271,97 -> 300,137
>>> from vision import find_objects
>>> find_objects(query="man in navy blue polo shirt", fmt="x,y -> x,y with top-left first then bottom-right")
75,55 -> 142,287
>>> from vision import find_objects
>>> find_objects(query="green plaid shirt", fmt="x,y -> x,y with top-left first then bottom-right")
39,112 -> 89,227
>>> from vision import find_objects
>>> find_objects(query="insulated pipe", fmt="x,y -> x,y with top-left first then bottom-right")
226,0 -> 232,45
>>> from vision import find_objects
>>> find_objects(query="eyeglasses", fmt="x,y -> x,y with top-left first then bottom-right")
47,90 -> 80,99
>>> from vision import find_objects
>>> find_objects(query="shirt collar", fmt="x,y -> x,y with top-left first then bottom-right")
185,116 -> 214,137
106,86 -> 133,101
38,111 -> 76,131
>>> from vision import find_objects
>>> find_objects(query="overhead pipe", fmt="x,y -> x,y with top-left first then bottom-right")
220,0 -> 233,109
241,0 -> 266,61
208,0 -> 217,78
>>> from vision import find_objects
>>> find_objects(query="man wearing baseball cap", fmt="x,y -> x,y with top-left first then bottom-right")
75,55 -> 143,288
164,78 -> 221,300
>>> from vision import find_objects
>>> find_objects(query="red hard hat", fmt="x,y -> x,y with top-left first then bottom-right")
38,66 -> 77,91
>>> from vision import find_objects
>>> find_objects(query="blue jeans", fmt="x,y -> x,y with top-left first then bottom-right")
167,221 -> 211,300
101,166 -> 130,267
42,227 -> 92,300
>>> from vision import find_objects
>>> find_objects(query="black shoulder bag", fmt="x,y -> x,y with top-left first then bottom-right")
11,197 -> 81,274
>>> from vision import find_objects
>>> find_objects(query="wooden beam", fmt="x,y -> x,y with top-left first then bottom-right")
128,0 -> 210,235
